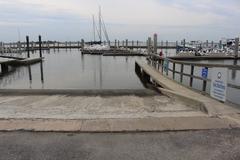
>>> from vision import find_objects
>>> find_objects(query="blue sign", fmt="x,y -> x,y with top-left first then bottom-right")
201,67 -> 208,79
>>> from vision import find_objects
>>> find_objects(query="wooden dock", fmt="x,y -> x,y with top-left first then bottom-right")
0,57 -> 43,74
103,53 -> 146,56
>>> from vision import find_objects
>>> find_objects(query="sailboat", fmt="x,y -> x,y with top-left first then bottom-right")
82,6 -> 111,54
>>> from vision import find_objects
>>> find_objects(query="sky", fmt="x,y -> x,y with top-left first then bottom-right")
0,0 -> 239,42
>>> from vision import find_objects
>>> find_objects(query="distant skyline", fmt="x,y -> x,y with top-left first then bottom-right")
0,0 -> 239,42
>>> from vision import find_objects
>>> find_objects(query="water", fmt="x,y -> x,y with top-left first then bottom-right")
1,48 -> 239,106
0,49 -> 145,90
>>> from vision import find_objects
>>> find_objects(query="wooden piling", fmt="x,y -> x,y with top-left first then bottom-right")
114,39 -> 117,50
147,37 -> 152,55
26,36 -> 30,58
1,64 -> 8,73
235,38 -> 239,58
183,39 -> 186,50
153,34 -> 157,54
39,35 -> 42,58
219,40 -> 222,49
81,39 -> 84,50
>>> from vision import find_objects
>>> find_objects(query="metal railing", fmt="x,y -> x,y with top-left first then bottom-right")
147,54 -> 240,93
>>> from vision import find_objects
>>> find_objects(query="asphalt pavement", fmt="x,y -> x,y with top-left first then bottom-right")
0,129 -> 240,160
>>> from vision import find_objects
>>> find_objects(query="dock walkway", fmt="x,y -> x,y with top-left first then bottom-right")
135,60 -> 240,116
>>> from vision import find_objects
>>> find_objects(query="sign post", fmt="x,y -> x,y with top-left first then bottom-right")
210,68 -> 228,102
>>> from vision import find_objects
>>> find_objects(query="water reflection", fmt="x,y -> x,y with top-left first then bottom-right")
99,55 -> 103,89
28,66 -> 32,88
0,49 -> 144,90
40,62 -> 44,86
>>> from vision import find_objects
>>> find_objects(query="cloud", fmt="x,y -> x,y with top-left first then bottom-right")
0,0 -> 239,41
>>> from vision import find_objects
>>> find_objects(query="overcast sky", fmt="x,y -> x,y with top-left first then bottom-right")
0,0 -> 239,42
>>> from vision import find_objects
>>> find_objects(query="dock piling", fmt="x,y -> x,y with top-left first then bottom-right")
183,39 -> 186,50
26,36 -> 30,58
114,39 -> 117,52
235,38 -> 239,58
39,35 -> 42,58
1,64 -> 8,73
153,34 -> 157,54
147,37 -> 152,55
81,39 -> 84,50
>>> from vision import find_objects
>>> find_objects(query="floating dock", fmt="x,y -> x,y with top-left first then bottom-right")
0,57 -> 43,74
82,48 -> 147,56
170,55 -> 240,60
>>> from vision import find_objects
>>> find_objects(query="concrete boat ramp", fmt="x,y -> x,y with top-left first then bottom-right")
0,61 -> 240,132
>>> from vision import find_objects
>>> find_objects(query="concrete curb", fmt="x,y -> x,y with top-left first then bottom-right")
158,88 -> 208,114
0,117 -> 238,132
0,89 -> 158,96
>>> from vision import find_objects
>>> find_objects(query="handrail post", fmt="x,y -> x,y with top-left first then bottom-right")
173,62 -> 176,80
180,64 -> 184,83
190,65 -> 194,87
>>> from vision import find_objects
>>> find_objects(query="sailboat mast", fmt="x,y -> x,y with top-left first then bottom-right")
92,15 -> 96,41
99,6 -> 102,42
17,28 -> 21,42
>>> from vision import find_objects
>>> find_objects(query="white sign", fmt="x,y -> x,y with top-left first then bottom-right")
210,67 -> 228,102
